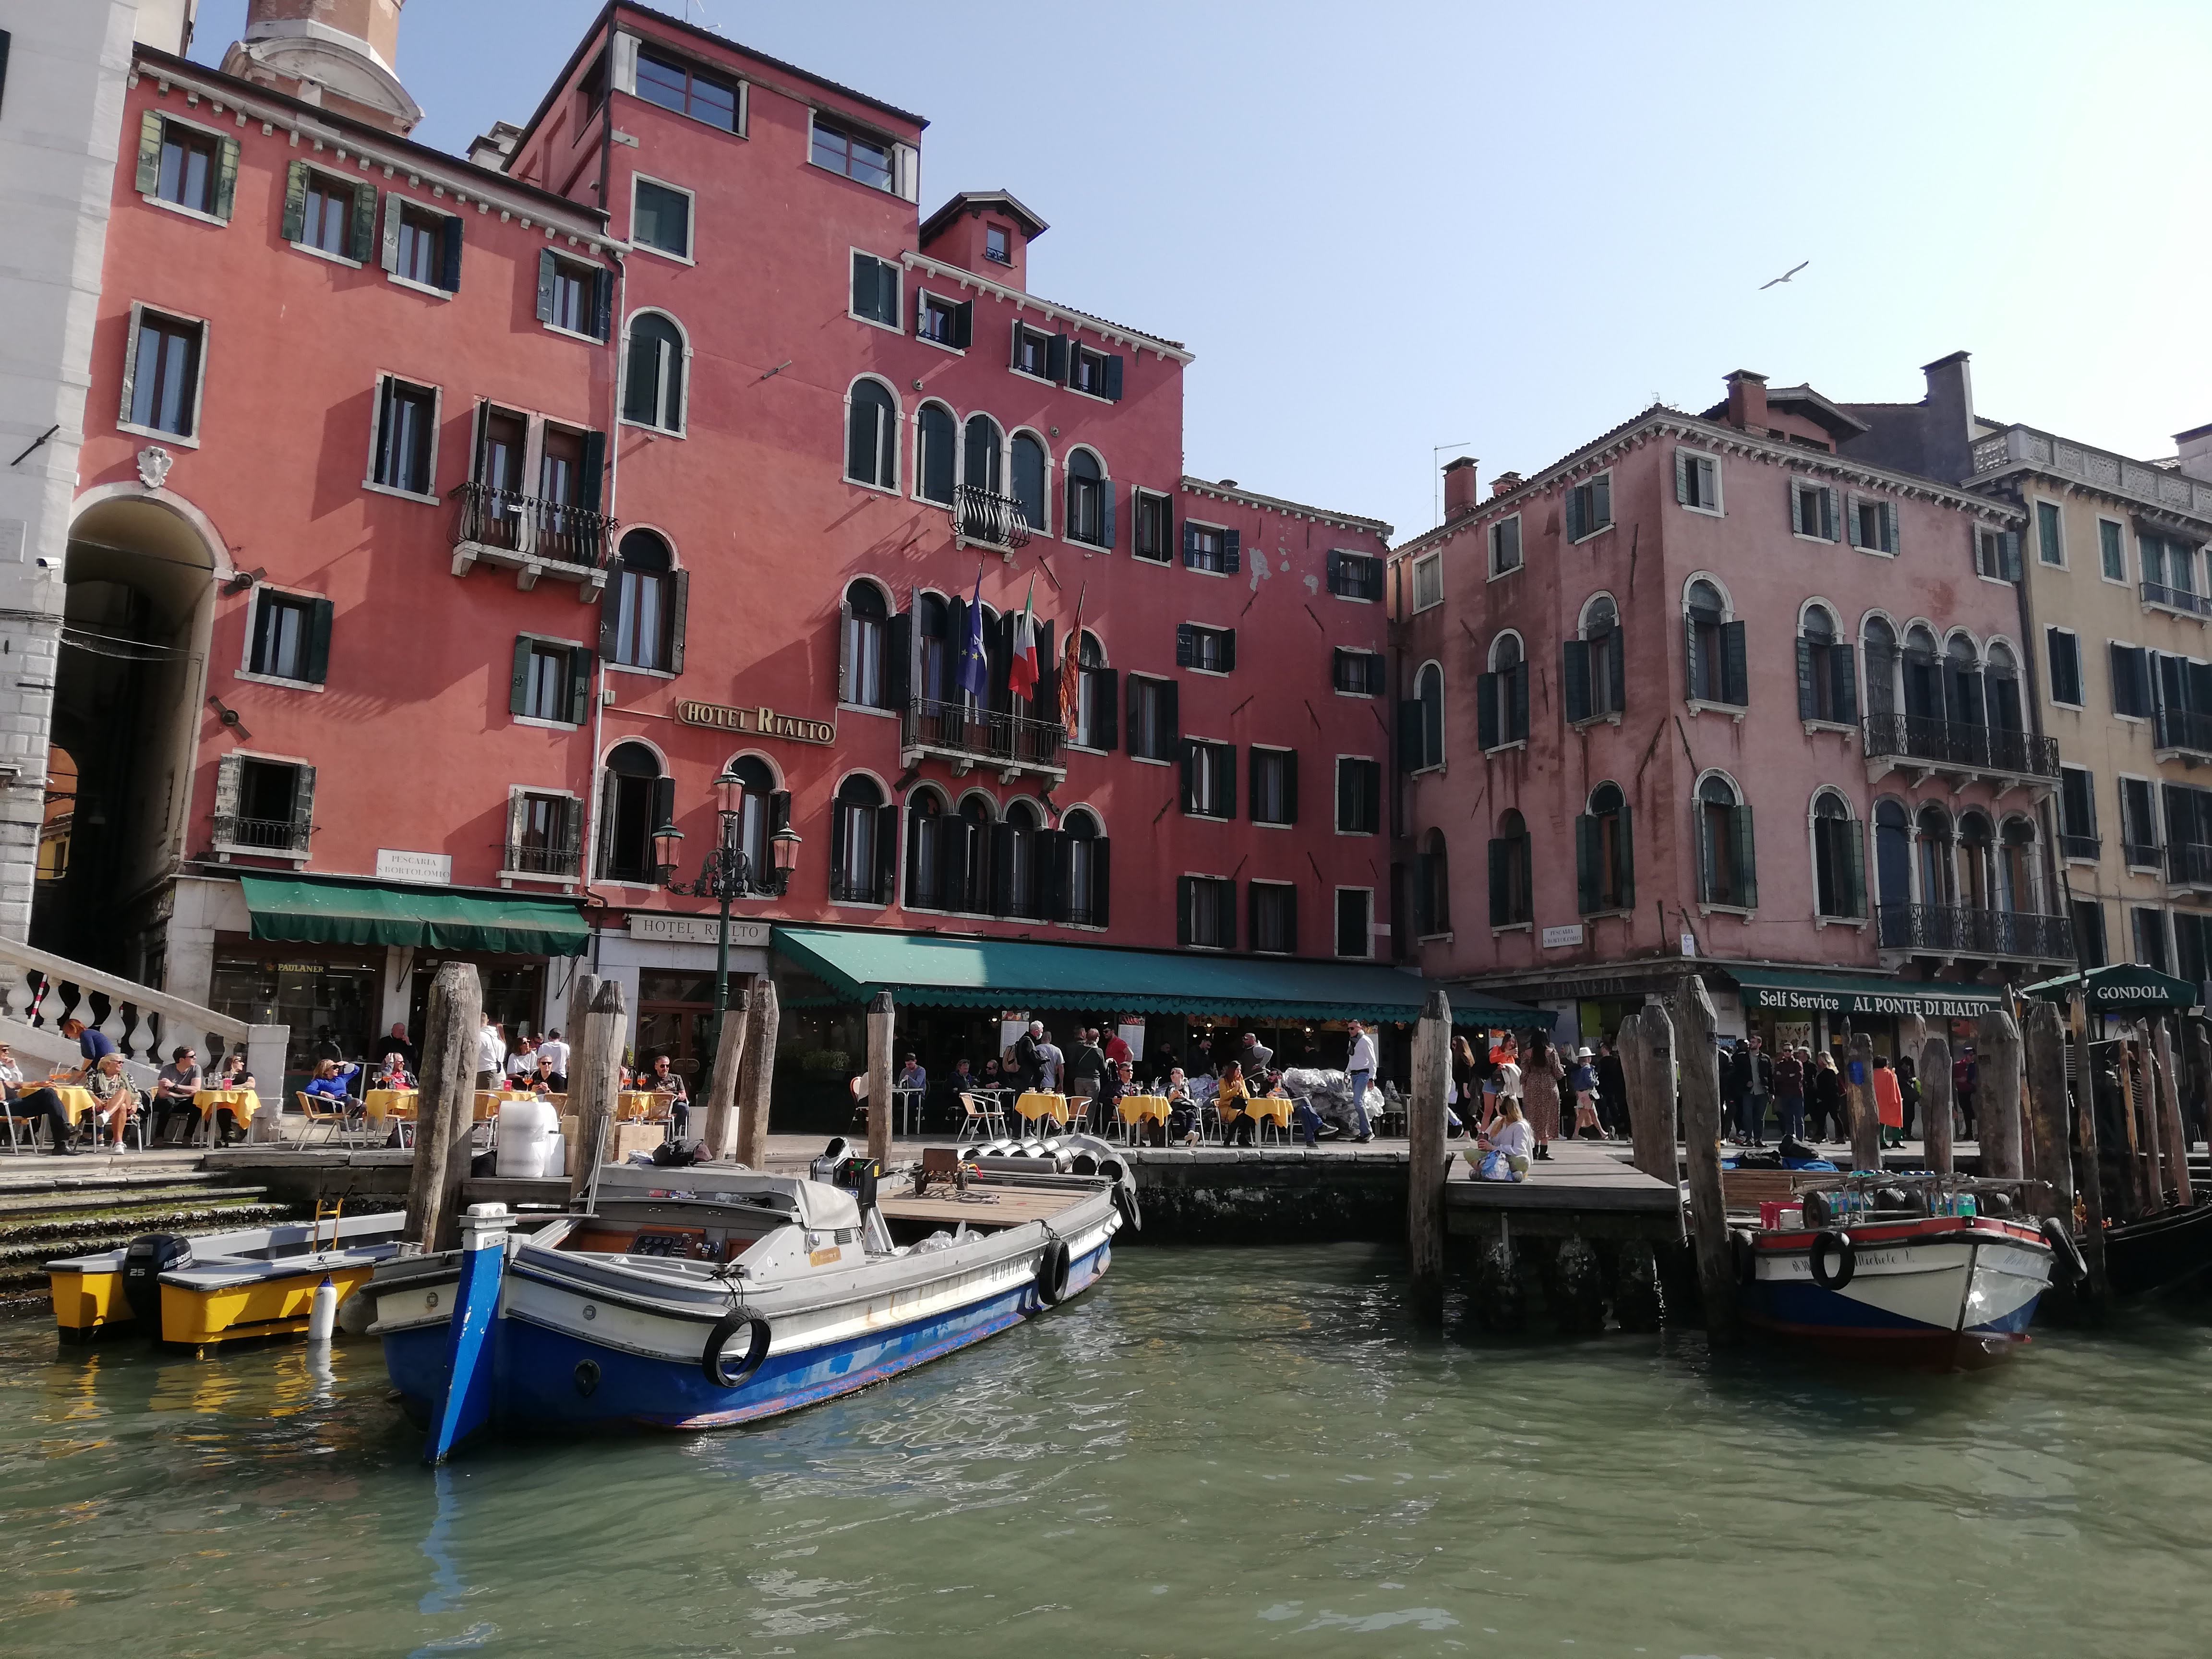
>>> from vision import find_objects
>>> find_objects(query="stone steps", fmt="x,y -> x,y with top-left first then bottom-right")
0,1155 -> 301,1298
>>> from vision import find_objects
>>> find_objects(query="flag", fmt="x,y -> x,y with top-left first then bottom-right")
1058,581 -> 1086,735
1007,577 -> 1040,699
954,568 -> 989,699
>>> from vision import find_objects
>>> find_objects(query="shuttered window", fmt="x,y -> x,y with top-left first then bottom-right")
283,164 -> 373,261
510,636 -> 591,725
916,291 -> 973,349
2036,500 -> 2066,566
1695,776 -> 1757,909
2047,628 -> 2083,707
1177,624 -> 1236,674
851,253 -> 900,326
1791,481 -> 1838,541
1133,490 -> 1174,563
1811,795 -> 1865,920
1847,495 -> 1900,554
1249,747 -> 1296,826
633,179 -> 693,258
1334,649 -> 1385,696
1674,450 -> 1722,513
1335,758 -> 1381,834
1177,876 -> 1237,950
1411,553 -> 1442,611
1565,474 -> 1612,542
1489,516 -> 1522,576
370,376 -> 438,495
1575,784 -> 1633,914
1489,812 -> 1532,927
1326,551 -> 1383,600
2100,519 -> 2127,582
123,310 -> 205,439
249,590 -> 334,685
2111,644 -> 2152,719
1181,740 -> 1236,818
1250,883 -> 1297,954
1126,675 -> 1178,761
1182,522 -> 1238,574
1974,526 -> 2021,581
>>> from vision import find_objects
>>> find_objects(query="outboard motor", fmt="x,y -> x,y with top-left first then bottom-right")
121,1233 -> 192,1331
810,1137 -> 852,1184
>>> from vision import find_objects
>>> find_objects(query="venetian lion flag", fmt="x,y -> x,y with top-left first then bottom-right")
1007,578 -> 1041,699
1058,581 -> 1087,735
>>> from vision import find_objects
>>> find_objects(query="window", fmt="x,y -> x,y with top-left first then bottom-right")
2122,777 -> 2160,867
214,754 -> 314,856
283,164 -> 370,260
1973,525 -> 2021,581
1416,830 -> 1452,937
2164,781 -> 2212,888
1411,553 -> 1443,611
1181,739 -> 1236,818
1489,810 -> 1532,927
830,775 -> 894,903
1250,747 -> 1296,826
1684,579 -> 1747,706
2134,906 -> 2170,974
1792,480 -> 1839,541
985,224 -> 1011,264
1073,632 -> 1116,749
1177,624 -> 1236,675
916,291 -> 972,349
1796,605 -> 1857,726
996,801 -> 1045,920
123,310 -> 204,439
1133,490 -> 1173,563
2036,500 -> 2065,566
624,313 -> 686,433
1848,496 -> 1899,554
2111,643 -> 2151,718
1326,551 -> 1383,601
134,112 -> 237,218
840,581 -> 891,709
2047,627 -> 2083,707
2100,519 -> 2127,583
1489,516 -> 1523,576
845,379 -> 897,489
850,252 -> 900,328
1183,520 -> 1238,574
1061,809 -> 1109,926
635,46 -> 740,131
1065,450 -> 1111,547
508,791 -> 582,879
1565,473 -> 1611,541
1565,595 -> 1625,724
2141,532 -> 2200,607
1334,649 -> 1386,697
1409,662 -> 1444,769
1696,774 -> 1757,909
1012,324 -> 1063,381
633,179 -> 692,259
1070,344 -> 1123,400
1576,782 -> 1634,914
537,251 -> 610,339
1178,876 -> 1237,950
811,113 -> 898,193
1675,450 -> 1722,514
2058,766 -> 2099,861
1334,888 -> 1372,959
1812,793 -> 1863,920
1477,633 -> 1529,750
1250,882 -> 1297,954
2179,914 -> 2212,989
597,741 -> 667,883
371,376 -> 438,495
1011,433 -> 1047,533
913,402 -> 957,505
389,202 -> 458,291
1126,675 -> 1178,762
2073,898 -> 2108,970
510,635 -> 590,725
604,529 -> 688,673
247,590 -> 332,685
1335,757 -> 1381,835
721,757 -> 783,890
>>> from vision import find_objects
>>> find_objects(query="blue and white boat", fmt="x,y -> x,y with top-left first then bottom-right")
360,1148 -> 1134,1461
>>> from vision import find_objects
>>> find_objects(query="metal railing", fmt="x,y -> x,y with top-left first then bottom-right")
2059,833 -> 2101,862
902,696 -> 1063,772
213,813 -> 303,853
2123,840 -> 2163,869
830,870 -> 892,906
503,840 -> 583,878
1863,712 -> 2060,780
2169,843 -> 2212,889
451,481 -> 614,568
953,484 -> 1032,550
1875,902 -> 2074,960
2154,707 -> 2212,757
2141,581 -> 2212,618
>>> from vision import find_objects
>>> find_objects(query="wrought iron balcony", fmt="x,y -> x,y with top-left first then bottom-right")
2123,839 -> 2164,869
212,813 -> 304,854
2169,842 -> 2212,891
2153,707 -> 2212,759
830,869 -> 892,906
902,696 -> 1064,780
502,840 -> 583,879
2059,833 -> 2101,862
1863,712 -> 2060,782
953,484 -> 1032,551
1876,902 -> 2074,961
2142,580 -> 2212,619
450,481 -> 614,591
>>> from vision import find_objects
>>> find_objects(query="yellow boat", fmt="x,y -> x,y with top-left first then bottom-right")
48,1212 -> 408,1353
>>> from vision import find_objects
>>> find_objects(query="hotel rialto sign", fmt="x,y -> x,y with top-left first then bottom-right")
675,700 -> 836,746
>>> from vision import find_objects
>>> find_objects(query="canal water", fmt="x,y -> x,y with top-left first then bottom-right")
5,1246 -> 2210,1659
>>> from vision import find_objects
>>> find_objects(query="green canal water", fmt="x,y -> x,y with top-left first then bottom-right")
4,1246 -> 2210,1659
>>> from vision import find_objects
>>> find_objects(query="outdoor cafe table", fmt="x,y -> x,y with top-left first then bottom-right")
188,1088 -> 261,1144
51,1085 -> 97,1126
616,1090 -> 674,1121
1245,1096 -> 1294,1136
1116,1094 -> 1172,1133
474,1090 -> 536,1121
1014,1091 -> 1070,1129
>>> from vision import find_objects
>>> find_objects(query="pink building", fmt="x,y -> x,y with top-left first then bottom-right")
1391,371 -> 2060,1054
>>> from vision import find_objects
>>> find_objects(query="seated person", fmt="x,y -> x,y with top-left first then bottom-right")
299,1059 -> 358,1134
376,1053 -> 416,1090
1218,1063 -> 1256,1147
648,1053 -> 689,1136
0,1040 -> 76,1154
528,1053 -> 561,1097
151,1044 -> 203,1142
84,1051 -> 141,1145
1477,1098 -> 1534,1180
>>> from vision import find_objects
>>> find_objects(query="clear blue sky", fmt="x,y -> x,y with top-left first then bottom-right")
191,0 -> 2212,541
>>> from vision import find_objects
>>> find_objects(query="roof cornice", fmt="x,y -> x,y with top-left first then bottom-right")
898,251 -> 1191,361
1178,477 -> 1391,539
1967,423 -> 2212,531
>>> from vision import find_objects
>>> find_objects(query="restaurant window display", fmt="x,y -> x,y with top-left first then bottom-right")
636,969 -> 715,1083
209,953 -> 378,1084
408,959 -> 546,1054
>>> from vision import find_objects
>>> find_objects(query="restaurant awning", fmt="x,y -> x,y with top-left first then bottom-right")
770,926 -> 1552,1028
238,875 -> 590,957
2022,962 -> 2201,1012
1728,967 -> 2003,1020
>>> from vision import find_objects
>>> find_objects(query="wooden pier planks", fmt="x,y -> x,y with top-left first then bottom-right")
1442,1138 -> 1682,1241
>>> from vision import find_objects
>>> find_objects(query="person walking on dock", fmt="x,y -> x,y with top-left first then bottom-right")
1520,1032 -> 1562,1162
1773,1044 -> 1807,1145
1569,1047 -> 1601,1138
1810,1049 -> 1844,1143
1596,1039 -> 1628,1140
1344,1021 -> 1377,1142
1873,1054 -> 1905,1149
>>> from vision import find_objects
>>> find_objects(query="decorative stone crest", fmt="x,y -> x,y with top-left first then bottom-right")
135,446 -> 173,490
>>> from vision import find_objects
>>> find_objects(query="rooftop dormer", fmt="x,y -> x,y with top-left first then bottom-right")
919,190 -> 1047,288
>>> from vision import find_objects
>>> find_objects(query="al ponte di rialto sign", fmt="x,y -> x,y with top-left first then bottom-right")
674,699 -> 837,746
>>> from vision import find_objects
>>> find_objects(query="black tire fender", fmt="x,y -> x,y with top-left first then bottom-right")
702,1309 -> 772,1388
1035,1238 -> 1072,1308
1111,1181 -> 1142,1234
1809,1229 -> 1856,1291
2040,1215 -> 2088,1286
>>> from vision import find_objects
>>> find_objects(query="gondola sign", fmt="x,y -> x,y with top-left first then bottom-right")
675,700 -> 836,746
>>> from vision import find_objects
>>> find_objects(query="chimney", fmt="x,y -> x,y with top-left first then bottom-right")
1724,371 -> 1769,433
1443,456 -> 1479,521
1920,351 -> 1976,484
1490,471 -> 1523,499
249,0 -> 402,67
2177,424 -> 2212,484
223,0 -> 420,133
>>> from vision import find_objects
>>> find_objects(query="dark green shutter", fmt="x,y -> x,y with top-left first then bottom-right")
1282,747 -> 1298,823
1508,665 -> 1529,742
1222,629 -> 1237,673
440,215 -> 463,292
1093,668 -> 1118,749
135,111 -> 164,194
1398,699 -> 1423,769
592,268 -> 613,341
1181,520 -> 1198,567
1721,620 -> 1749,705
1175,624 -> 1194,668
1796,638 -> 1816,720
1476,674 -> 1499,751
1160,677 -> 1179,748
850,252 -> 873,319
1489,838 -> 1510,926
1566,487 -> 1585,542
1103,355 -> 1124,400
1361,761 -> 1380,833
1593,476 -> 1611,526
1222,529 -> 1240,574
1999,529 -> 2022,581
1831,643 -> 1858,723
665,568 -> 690,675
1221,744 -> 1237,820
213,136 -> 240,220
1038,829 -> 1067,921
1336,759 -> 1354,830
650,776 -> 676,841
1563,640 -> 1591,724
830,792 -> 849,886
886,612 -> 911,709
1100,487 -> 1116,551
282,161 -> 309,242
949,300 -> 973,349
305,598 -> 334,684
1575,816 -> 1599,914
1180,740 -> 1198,813
1733,804 -> 1758,909
349,180 -> 377,262
580,430 -> 606,514
566,645 -> 592,724
1789,481 -> 1803,536
510,635 -> 534,715
1617,805 -> 1635,909
876,804 -> 899,901
535,249 -> 556,323
1844,823 -> 1867,918
1606,628 -> 1625,714
598,559 -> 625,658
1820,490 -> 1837,540
1176,876 -> 1193,946
989,821 -> 1015,915
1092,838 -> 1111,927
1046,334 -> 1070,383
1684,615 -> 1701,700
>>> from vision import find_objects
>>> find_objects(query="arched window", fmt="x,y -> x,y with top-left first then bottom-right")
999,799 -> 1043,919
916,402 -> 957,505
729,756 -> 781,890
1489,809 -> 1532,927
1946,634 -> 1985,736
1577,782 -> 1633,914
1479,632 -> 1527,750
610,529 -> 683,672
1417,828 -> 1451,936
1568,594 -> 1623,722
1958,809 -> 1994,911
1916,802 -> 1956,911
1065,449 -> 1109,547
1696,773 -> 1756,909
1998,816 -> 2039,918
830,774 -> 891,904
963,414 -> 1003,493
953,793 -> 994,913
915,591 -> 950,704
1811,791 -> 1863,919
905,787 -> 947,908
1902,624 -> 1943,722
1010,432 -> 1047,533
623,313 -> 685,433
1685,578 -> 1743,705
1987,641 -> 2024,735
1074,630 -> 1115,749
1874,798 -> 1912,946
845,379 -> 897,489
1062,807 -> 1108,926
1862,615 -> 1899,719
1798,604 -> 1857,725
1415,661 -> 1444,769
840,579 -> 891,709
598,741 -> 667,883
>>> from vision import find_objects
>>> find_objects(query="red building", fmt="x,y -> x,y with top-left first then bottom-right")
62,1 -> 1417,1096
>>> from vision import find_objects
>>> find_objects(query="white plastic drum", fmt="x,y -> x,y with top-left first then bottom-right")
496,1097 -> 557,1178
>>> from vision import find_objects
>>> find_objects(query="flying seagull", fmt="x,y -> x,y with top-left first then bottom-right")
1760,260 -> 1809,291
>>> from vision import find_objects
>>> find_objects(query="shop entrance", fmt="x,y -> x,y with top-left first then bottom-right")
409,959 -> 547,1059
636,969 -> 716,1085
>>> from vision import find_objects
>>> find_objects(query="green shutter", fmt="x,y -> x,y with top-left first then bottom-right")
1281,745 -> 1297,823
1606,628 -> 1625,715
1575,816 -> 1599,914
1399,698 -> 1424,769
1618,805 -> 1635,910
1176,876 -> 1193,946
1489,838 -> 1510,926
1563,640 -> 1592,723
1733,805 -> 1758,909
1796,637 -> 1817,721
1722,620 -> 1749,706
1831,642 -> 1858,723
213,136 -> 240,220
1508,664 -> 1529,742
666,569 -> 690,675
1844,822 -> 1867,918
535,248 -> 557,322
510,636 -> 534,715
1684,615 -> 1701,701
281,161 -> 309,242
349,180 -> 378,262
304,598 -> 334,684
135,111 -> 164,195
566,645 -> 592,724
1789,481 -> 1804,536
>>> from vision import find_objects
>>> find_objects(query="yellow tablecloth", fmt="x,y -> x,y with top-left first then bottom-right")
1015,1091 -> 1069,1127
1245,1097 -> 1293,1130
1116,1094 -> 1172,1128
363,1089 -> 418,1125
616,1089 -> 677,1121
473,1089 -> 538,1121
53,1086 -> 98,1125
191,1088 -> 260,1124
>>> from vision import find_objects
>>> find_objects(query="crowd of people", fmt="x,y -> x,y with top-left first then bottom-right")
0,1018 -> 259,1155
1717,1035 -> 1982,1151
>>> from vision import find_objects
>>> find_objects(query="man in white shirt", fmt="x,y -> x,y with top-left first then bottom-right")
1344,1021 -> 1377,1142
476,1016 -> 505,1089
539,1029 -> 570,1090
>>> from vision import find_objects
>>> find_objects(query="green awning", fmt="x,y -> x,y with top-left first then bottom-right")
771,925 -> 1551,1028
1729,967 -> 2002,1020
238,875 -> 589,956
2023,962 -> 2200,1012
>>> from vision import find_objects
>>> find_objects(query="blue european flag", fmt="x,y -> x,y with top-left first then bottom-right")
955,571 -> 989,698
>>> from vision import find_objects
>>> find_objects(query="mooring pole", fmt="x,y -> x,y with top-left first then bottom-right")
2156,1015 -> 2192,1208
565,979 -> 626,1208
1407,989 -> 1452,1323
735,976 -> 779,1169
700,978 -> 751,1160
1675,976 -> 1735,1343
2022,998 -> 2072,1217
866,989 -> 895,1166
405,962 -> 483,1253
2071,992 -> 2109,1308
1976,1007 -> 2023,1180
1921,1034 -> 1954,1176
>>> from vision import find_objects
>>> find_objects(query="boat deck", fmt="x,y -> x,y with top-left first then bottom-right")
1443,1140 -> 1684,1242
877,1175 -> 1096,1232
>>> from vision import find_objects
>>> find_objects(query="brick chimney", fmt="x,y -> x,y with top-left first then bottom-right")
1443,456 -> 1479,521
222,0 -> 421,133
1491,471 -> 1523,498
1920,351 -> 1977,484
1724,371 -> 1769,433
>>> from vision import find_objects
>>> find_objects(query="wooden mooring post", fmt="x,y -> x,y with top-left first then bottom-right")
700,978 -> 751,1160
1921,1034 -> 1953,1175
2022,997 -> 2072,1218
1846,1025 -> 1880,1173
565,979 -> 627,1206
865,990 -> 895,1166
2156,1015 -> 2193,1209
735,976 -> 779,1169
1976,1007 -> 2024,1180
1407,990 -> 1451,1322
2070,992 -> 2110,1306
1676,976 -> 1735,1342
404,961 -> 482,1253
1619,998 -> 1681,1209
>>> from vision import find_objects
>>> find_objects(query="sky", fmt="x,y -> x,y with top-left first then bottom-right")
190,0 -> 2212,541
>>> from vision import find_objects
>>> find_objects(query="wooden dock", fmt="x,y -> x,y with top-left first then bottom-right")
1444,1140 -> 1683,1242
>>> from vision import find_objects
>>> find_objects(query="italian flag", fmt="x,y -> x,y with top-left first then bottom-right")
1008,578 -> 1040,698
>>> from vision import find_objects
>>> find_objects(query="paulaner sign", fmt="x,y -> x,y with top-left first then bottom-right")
675,700 -> 836,746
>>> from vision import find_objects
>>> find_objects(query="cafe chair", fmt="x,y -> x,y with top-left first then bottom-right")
2,1103 -> 49,1154
956,1090 -> 1006,1144
295,1089 -> 347,1148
